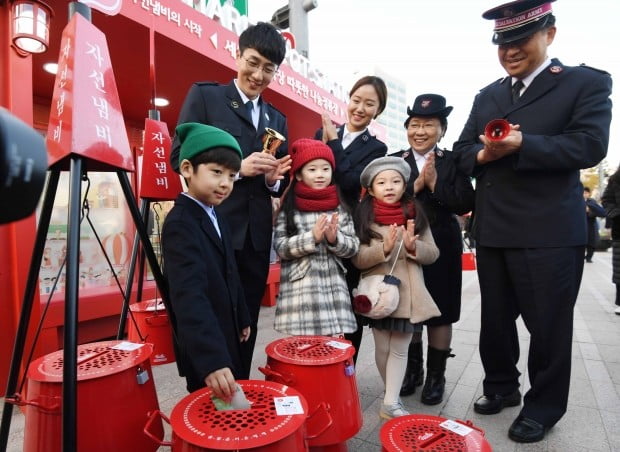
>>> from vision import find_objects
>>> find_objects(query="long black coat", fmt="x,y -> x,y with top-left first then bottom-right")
162,195 -> 250,392
395,148 -> 474,325
602,175 -> 620,284
585,198 -> 605,247
454,59 -> 612,248
170,81 -> 289,252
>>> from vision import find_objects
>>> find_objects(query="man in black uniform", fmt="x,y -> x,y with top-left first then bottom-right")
171,22 -> 291,379
454,0 -> 612,443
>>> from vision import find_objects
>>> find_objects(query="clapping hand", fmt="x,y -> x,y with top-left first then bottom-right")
421,152 -> 437,192
413,152 -> 437,193
321,113 -> 338,143
403,219 -> 419,253
383,224 -> 399,256
312,213 -> 329,243
324,213 -> 339,245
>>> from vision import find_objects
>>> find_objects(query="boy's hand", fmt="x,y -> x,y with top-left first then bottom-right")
265,155 -> 292,186
239,326 -> 251,342
324,213 -> 339,245
205,367 -> 236,400
383,224 -> 399,256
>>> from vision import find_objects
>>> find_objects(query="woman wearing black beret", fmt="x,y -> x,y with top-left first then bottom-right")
393,94 -> 474,405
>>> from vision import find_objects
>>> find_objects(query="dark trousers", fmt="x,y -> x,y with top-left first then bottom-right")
585,245 -> 595,261
235,233 -> 270,379
476,245 -> 584,427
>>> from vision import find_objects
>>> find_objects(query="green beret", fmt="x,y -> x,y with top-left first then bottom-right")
176,122 -> 243,165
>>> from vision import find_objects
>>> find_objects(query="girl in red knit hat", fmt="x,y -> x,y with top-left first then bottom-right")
273,138 -> 359,336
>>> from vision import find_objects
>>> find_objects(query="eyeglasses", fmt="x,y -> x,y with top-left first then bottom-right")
408,122 -> 438,132
242,57 -> 278,76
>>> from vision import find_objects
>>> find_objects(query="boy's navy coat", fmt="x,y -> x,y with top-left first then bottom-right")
162,194 -> 250,391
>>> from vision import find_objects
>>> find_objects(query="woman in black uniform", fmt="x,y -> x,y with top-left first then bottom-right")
394,94 -> 474,404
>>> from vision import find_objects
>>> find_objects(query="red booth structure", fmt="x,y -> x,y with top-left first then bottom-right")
0,0 -> 368,395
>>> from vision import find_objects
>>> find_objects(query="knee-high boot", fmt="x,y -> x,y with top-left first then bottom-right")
400,340 -> 424,396
421,346 -> 453,405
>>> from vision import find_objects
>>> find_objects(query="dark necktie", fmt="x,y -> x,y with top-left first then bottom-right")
245,101 -> 255,127
511,80 -> 524,103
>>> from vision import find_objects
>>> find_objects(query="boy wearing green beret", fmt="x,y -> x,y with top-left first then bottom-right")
162,122 -> 251,398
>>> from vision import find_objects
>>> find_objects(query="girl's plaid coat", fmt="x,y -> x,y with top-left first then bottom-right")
273,206 -> 359,336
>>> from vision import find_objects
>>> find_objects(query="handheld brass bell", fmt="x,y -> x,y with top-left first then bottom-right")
262,128 -> 286,155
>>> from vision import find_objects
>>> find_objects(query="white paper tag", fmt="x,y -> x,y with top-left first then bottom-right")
112,341 -> 144,351
274,396 -> 304,415
325,340 -> 351,350
439,419 -> 473,436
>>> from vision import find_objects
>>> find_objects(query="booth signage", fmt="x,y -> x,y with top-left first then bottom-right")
123,0 -> 349,119
46,13 -> 134,171
139,118 -> 183,200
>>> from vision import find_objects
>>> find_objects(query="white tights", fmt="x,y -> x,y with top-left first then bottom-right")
372,328 -> 413,405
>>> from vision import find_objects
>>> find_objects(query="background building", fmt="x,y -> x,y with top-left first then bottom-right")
373,67 -> 408,154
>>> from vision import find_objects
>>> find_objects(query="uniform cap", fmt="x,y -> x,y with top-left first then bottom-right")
404,94 -> 453,128
483,0 -> 556,45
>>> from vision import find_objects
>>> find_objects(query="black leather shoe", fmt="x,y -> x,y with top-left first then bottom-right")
508,415 -> 547,443
473,390 -> 521,414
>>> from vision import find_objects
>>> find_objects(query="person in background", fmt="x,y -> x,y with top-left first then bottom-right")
352,156 -> 440,419
170,22 -> 291,378
315,75 -> 388,363
273,138 -> 359,336
601,171 -> 620,315
583,186 -> 605,263
394,94 -> 474,405
162,123 -> 250,396
453,0 -> 612,443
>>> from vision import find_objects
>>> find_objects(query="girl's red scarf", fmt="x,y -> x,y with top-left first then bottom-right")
373,198 -> 414,226
294,182 -> 339,212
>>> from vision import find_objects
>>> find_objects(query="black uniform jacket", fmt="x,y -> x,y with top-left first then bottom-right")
314,126 -> 387,210
396,147 -> 475,324
162,194 -> 251,384
454,59 -> 612,248
171,81 -> 289,251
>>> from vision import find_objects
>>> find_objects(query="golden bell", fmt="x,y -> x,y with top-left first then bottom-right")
262,128 -> 286,155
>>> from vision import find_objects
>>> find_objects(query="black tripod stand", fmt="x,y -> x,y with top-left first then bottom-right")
0,158 -> 172,451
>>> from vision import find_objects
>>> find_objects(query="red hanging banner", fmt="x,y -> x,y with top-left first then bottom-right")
139,118 -> 183,200
46,13 -> 134,172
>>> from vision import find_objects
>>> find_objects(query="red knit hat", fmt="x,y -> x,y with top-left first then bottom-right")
289,138 -> 336,175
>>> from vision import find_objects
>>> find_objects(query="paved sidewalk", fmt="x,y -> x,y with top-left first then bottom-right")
3,251 -> 620,451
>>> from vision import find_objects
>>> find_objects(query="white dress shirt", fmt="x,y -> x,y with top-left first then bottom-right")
182,193 -> 221,238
